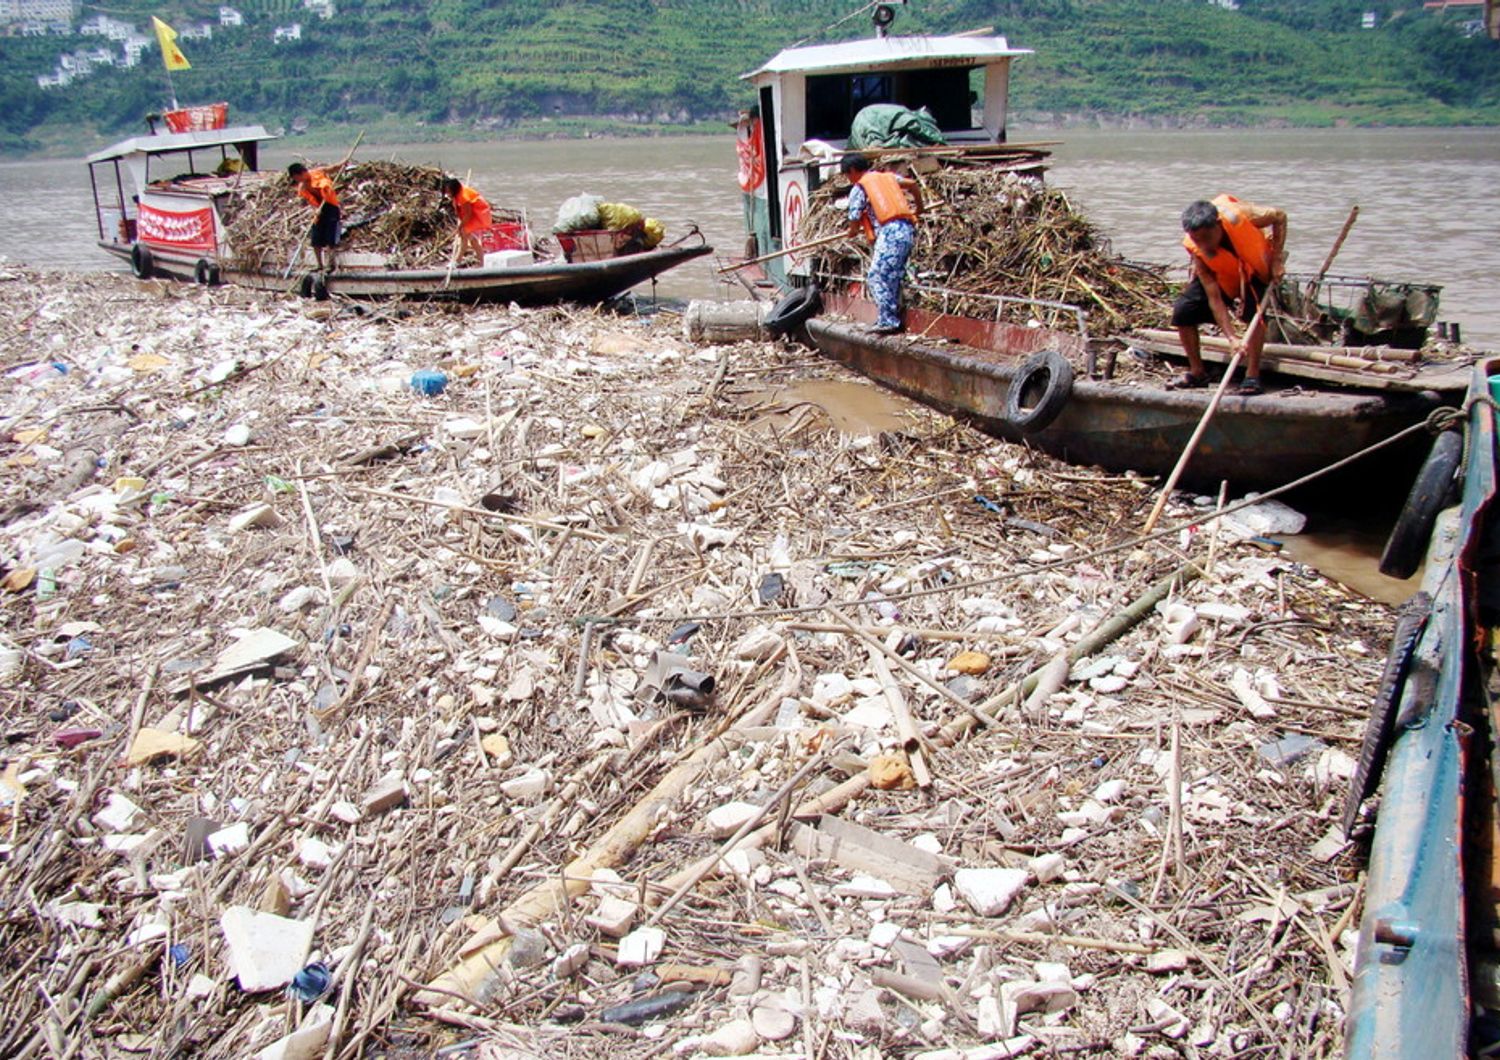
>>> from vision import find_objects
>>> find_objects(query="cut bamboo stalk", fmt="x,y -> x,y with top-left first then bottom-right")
415,664 -> 799,1007
822,607 -> 1003,731
866,646 -> 933,788
645,746 -> 836,925
1135,329 -> 1416,366
947,561 -> 1204,740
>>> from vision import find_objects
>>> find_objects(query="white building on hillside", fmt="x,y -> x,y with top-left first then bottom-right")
5,0 -> 75,24
272,21 -> 301,42
219,5 -> 243,27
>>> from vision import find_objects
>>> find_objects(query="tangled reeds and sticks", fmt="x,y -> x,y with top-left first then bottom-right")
219,159 -> 481,273
798,164 -> 1177,334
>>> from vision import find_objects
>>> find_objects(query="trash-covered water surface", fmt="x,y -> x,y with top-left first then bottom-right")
0,263 -> 1386,1057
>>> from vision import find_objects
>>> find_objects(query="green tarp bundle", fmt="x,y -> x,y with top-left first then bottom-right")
847,104 -> 947,150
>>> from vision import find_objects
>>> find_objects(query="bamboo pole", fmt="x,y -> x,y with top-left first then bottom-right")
719,197 -> 948,273
415,663 -> 800,1006
866,647 -> 933,787
1134,329 -> 1417,366
1305,205 -> 1360,304
945,561 -> 1204,741
718,231 -> 849,273
1142,287 -> 1282,534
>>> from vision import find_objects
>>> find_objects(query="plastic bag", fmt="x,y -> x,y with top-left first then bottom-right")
553,193 -> 603,233
597,202 -> 644,230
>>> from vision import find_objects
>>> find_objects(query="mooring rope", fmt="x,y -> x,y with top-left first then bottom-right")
606,396 -> 1485,627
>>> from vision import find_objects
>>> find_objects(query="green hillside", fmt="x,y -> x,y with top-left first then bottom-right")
2,0 -> 1497,154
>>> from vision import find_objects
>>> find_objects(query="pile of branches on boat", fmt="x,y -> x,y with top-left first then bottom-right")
800,166 -> 1177,333
219,159 -> 480,274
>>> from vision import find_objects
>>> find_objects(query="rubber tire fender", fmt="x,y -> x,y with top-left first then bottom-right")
1379,427 -> 1463,579
298,272 -> 330,301
130,243 -> 154,280
193,259 -> 221,286
1004,349 -> 1074,434
764,285 -> 821,337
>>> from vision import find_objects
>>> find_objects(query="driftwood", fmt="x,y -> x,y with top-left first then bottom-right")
416,661 -> 800,1006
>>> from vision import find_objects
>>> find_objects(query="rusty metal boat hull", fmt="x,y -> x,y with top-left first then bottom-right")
806,313 -> 1451,494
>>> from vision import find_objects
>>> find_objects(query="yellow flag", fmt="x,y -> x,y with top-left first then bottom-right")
152,16 -> 191,71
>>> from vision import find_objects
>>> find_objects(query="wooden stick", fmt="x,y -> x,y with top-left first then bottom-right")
646,745 -> 837,925
348,485 -> 615,541
1141,291 -> 1272,535
947,926 -> 1154,956
1134,329 -> 1417,366
821,608 -> 1001,731
1305,205 -> 1359,303
332,130 -> 365,173
786,620 -> 1022,645
866,647 -> 932,787
718,231 -> 848,273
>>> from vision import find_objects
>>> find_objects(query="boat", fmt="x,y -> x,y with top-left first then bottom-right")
806,287 -> 1468,494
85,105 -> 711,305
1342,356 -> 1499,1057
732,12 -> 1471,496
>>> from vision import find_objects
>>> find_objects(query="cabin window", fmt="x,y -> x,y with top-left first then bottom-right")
805,66 -> 980,141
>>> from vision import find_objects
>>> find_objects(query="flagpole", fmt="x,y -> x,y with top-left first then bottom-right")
165,69 -> 178,111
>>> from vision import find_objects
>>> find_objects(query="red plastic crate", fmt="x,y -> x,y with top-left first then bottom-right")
478,222 -> 530,253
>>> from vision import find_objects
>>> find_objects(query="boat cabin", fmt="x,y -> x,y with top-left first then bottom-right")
736,27 -> 1030,284
86,104 -> 276,267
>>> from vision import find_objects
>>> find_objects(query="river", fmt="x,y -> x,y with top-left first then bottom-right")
2,127 -> 1497,344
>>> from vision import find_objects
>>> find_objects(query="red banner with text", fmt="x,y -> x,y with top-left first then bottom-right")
137,204 -> 217,254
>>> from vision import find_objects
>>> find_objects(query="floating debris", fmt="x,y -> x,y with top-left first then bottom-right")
0,265 -> 1389,1057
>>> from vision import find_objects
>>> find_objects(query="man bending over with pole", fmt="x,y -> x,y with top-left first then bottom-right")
1170,195 -> 1287,396
288,162 -> 344,274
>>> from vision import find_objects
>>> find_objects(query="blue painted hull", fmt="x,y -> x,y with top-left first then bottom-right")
1346,358 -> 1500,1058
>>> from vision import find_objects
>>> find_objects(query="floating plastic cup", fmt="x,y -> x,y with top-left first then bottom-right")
410,369 -> 448,396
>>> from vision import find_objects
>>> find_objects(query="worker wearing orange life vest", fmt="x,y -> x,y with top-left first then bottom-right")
1170,195 -> 1287,396
288,162 -> 344,273
442,177 -> 494,264
841,153 -> 923,335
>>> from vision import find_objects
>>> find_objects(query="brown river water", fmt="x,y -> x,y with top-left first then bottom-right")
2,126 -> 1493,599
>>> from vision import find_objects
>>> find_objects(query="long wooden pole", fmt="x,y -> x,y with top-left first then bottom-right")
1305,204 -> 1360,303
1140,324 -> 1256,534
719,196 -> 948,274
717,230 -> 848,273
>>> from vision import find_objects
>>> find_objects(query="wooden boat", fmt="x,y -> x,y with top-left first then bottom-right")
85,106 -> 711,305
734,13 -> 1470,495
1343,356 -> 1500,1056
808,287 -> 1468,494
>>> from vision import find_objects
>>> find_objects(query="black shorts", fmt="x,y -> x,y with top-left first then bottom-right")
310,203 -> 341,248
1171,276 -> 1267,328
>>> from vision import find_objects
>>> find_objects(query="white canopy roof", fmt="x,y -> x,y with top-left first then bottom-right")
744,35 -> 1030,81
87,124 -> 276,164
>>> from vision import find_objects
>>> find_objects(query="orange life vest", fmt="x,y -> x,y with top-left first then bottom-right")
298,168 -> 339,209
453,184 -> 493,234
856,170 -> 916,241
1182,194 -> 1273,300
